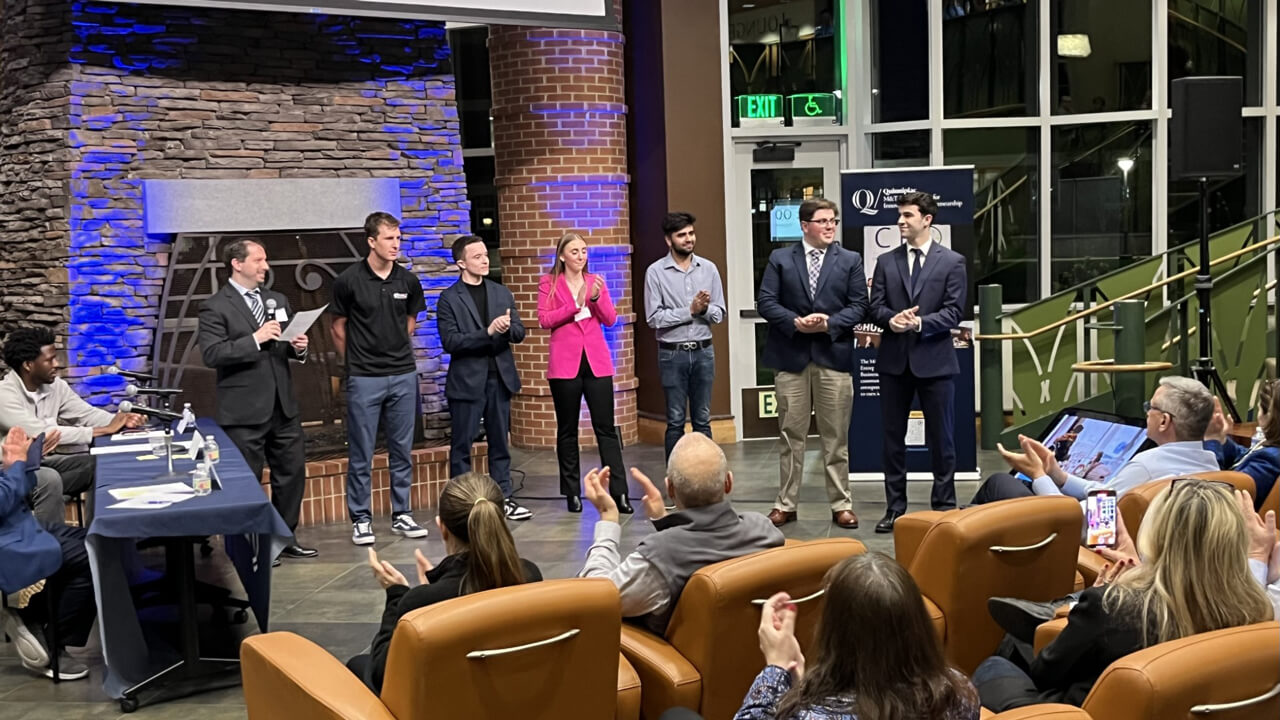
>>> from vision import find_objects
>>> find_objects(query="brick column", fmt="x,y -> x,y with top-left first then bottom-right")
489,19 -> 635,450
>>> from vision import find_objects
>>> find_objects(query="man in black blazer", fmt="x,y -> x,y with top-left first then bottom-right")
869,191 -> 967,533
436,235 -> 531,521
198,239 -> 316,560
757,197 -> 869,529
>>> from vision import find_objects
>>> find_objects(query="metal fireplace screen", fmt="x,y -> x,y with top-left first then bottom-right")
152,229 -> 393,458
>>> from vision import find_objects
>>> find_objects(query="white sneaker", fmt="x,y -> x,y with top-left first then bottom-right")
2,607 -> 48,668
22,651 -> 89,681
391,514 -> 429,538
352,521 -> 376,545
504,498 -> 533,521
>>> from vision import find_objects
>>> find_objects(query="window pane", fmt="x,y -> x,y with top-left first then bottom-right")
729,1 -> 843,127
448,27 -> 492,150
943,128 -> 1040,303
943,0 -> 1038,118
1168,0 -> 1264,106
1168,118 -> 1262,250
1050,122 -> 1152,292
463,154 -> 499,276
870,0 -> 927,123
872,131 -> 930,168
748,166 -> 827,298
1050,0 -> 1153,114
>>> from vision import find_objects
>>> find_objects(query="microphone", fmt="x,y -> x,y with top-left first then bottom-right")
265,298 -> 277,315
125,384 -> 183,396
106,366 -> 156,381
119,401 -> 183,422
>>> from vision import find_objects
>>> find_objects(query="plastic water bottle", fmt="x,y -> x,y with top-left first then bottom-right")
204,435 -> 220,465
191,463 -> 212,496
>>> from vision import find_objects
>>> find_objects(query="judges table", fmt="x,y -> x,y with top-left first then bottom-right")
86,419 -> 290,712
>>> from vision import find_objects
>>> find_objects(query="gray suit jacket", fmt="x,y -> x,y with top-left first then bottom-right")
198,284 -> 301,426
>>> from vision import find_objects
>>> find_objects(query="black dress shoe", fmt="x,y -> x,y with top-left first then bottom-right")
280,544 -> 318,559
987,596 -> 1071,644
614,495 -> 634,514
566,495 -> 583,513
874,510 -> 903,534
272,558 -> 281,567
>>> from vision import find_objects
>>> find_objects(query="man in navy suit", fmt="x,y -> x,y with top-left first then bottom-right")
757,197 -> 869,529
869,191 -> 967,532
436,235 -> 532,521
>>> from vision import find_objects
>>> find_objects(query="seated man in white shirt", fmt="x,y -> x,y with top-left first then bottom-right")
972,376 -> 1219,505
577,433 -> 784,635
0,327 -> 143,525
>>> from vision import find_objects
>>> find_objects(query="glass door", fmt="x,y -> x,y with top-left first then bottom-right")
727,141 -> 842,440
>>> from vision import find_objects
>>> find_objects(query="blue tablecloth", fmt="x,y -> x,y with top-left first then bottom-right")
86,418 -> 291,699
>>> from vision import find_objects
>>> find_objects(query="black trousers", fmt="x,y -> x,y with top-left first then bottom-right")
549,353 -> 627,498
21,524 -> 96,651
880,369 -> 957,513
224,397 -> 306,533
449,370 -> 514,496
970,472 -> 1036,505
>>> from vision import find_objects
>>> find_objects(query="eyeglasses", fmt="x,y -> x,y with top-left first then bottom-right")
804,218 -> 840,227
1142,401 -> 1177,420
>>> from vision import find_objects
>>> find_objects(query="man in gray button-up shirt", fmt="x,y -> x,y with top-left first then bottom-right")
643,212 -> 726,462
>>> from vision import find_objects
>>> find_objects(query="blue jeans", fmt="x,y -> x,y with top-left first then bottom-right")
346,372 -> 417,523
658,344 -> 715,461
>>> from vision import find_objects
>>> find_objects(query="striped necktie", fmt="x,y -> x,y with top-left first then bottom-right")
808,249 -> 822,297
247,289 -> 265,326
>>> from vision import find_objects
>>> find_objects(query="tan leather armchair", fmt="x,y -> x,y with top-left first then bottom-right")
895,496 -> 1083,675
1019,621 -> 1280,720
1262,474 -> 1279,516
619,538 -> 866,720
980,705 -> 1093,719
1076,470 -> 1257,586
242,578 -> 641,720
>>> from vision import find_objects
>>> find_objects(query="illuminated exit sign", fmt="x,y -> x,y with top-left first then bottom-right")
737,94 -> 784,127
789,93 -> 839,126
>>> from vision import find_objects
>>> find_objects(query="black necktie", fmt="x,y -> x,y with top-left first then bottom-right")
910,248 -> 923,294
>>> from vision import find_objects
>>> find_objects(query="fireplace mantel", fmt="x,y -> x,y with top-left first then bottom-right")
142,178 -> 402,235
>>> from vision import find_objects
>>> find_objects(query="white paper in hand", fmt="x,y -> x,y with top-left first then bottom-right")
280,304 -> 328,342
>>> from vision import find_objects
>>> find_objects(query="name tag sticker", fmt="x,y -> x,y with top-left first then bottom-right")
393,292 -> 408,300
274,308 -> 287,322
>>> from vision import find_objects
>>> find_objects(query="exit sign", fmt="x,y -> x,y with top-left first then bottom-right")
789,93 -> 839,126
737,94 -> 784,127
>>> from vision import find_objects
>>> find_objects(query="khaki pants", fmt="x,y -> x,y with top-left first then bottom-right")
773,363 -> 853,512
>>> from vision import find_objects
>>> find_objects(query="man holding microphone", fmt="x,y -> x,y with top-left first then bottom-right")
198,238 -> 316,562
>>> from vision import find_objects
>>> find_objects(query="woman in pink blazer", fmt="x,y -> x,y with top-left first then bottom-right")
538,232 -> 631,514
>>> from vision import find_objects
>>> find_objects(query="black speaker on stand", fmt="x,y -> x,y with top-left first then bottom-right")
1169,76 -> 1243,420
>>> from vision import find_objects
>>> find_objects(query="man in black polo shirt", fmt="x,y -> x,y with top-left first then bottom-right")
331,212 -> 429,545
436,235 -> 532,521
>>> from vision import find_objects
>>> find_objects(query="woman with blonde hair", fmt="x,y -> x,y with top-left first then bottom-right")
538,232 -> 631,513
350,472 -> 541,692
973,478 -> 1273,710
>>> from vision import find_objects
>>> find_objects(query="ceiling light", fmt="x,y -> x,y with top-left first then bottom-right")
1117,157 -> 1134,173
1057,34 -> 1092,58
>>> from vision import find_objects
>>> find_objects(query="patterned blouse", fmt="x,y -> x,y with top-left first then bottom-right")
733,665 -> 982,720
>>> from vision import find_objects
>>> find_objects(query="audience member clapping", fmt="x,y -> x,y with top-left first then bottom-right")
347,472 -> 541,693
1204,381 -> 1279,509
729,552 -> 978,720
578,432 -> 784,634
972,479 -> 1273,711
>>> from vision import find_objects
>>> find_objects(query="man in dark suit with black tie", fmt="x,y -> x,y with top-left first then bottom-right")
757,197 -> 869,529
198,239 -> 316,561
436,235 -> 532,521
869,191 -> 967,533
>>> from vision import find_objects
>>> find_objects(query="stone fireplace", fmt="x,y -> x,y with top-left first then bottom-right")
0,0 -> 487,523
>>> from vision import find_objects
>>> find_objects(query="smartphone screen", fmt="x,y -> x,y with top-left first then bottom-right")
1085,490 -> 1118,548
